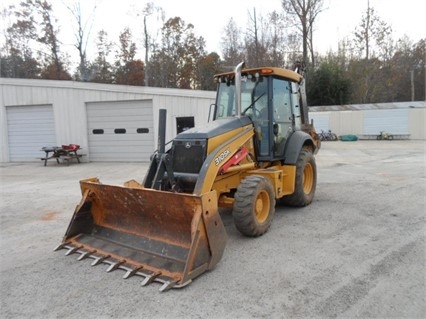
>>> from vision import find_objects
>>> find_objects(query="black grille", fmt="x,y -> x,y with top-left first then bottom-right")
172,140 -> 207,174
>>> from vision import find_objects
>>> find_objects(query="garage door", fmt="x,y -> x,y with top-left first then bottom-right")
363,109 -> 409,134
6,105 -> 56,161
86,100 -> 154,161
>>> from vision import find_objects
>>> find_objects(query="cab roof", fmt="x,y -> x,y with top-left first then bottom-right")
214,66 -> 302,83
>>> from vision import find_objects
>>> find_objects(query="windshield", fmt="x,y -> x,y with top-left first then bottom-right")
215,76 -> 267,120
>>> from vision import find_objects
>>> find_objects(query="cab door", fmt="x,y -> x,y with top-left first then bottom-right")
272,78 -> 294,157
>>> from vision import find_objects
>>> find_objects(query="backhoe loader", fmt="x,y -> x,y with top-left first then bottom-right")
55,62 -> 320,292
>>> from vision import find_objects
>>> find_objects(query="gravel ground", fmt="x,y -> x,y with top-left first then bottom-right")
1,140 -> 425,319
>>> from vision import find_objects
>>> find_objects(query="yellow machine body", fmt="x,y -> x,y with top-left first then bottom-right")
55,63 -> 320,291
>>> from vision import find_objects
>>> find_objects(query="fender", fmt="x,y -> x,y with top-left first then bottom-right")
283,131 -> 316,165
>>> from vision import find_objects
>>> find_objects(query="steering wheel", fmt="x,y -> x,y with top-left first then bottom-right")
242,105 -> 261,117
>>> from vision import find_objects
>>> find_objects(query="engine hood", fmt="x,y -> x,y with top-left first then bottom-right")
175,116 -> 253,140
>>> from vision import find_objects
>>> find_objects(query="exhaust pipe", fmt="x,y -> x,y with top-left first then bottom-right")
234,61 -> 245,117
158,109 -> 167,154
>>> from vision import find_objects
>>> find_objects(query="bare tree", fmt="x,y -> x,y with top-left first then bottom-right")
353,0 -> 393,60
66,1 -> 97,81
282,0 -> 324,67
139,3 -> 164,86
89,29 -> 113,83
220,17 -> 245,69
267,10 -> 287,67
245,8 -> 264,67
244,8 -> 288,67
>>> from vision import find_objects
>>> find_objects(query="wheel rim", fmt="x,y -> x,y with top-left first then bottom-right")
254,190 -> 270,223
303,163 -> 314,194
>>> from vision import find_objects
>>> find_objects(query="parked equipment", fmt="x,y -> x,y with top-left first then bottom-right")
55,62 -> 320,291
377,131 -> 394,140
319,129 -> 338,141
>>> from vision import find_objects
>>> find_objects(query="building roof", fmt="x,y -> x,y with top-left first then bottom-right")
310,101 -> 426,111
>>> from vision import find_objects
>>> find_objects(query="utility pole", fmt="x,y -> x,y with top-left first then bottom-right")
410,70 -> 415,101
144,15 -> 149,87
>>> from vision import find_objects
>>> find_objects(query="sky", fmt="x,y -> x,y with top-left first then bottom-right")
147,0 -> 426,54
1,0 -> 425,65
90,0 -> 425,51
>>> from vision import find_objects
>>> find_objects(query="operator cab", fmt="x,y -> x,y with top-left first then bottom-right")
213,67 -> 303,161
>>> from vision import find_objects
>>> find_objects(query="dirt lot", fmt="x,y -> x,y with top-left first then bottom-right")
1,140 -> 425,319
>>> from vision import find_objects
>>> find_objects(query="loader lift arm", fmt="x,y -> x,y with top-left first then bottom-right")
143,109 -> 177,191
143,152 -> 176,190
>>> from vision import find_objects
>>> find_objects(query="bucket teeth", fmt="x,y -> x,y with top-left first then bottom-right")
159,278 -> 179,292
140,271 -> 161,287
105,260 -> 126,273
55,242 -> 190,291
65,245 -> 83,256
122,266 -> 143,279
91,255 -> 111,266
53,242 -> 71,251
77,250 -> 96,261
157,277 -> 192,292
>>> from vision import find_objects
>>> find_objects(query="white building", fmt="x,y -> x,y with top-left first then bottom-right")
1,78 -> 215,162
309,102 -> 426,139
1,78 -> 425,163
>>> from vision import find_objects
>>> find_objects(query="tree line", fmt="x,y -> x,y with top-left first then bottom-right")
1,0 -> 425,104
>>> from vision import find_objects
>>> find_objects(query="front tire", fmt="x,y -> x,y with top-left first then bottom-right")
233,175 -> 275,237
280,148 -> 317,207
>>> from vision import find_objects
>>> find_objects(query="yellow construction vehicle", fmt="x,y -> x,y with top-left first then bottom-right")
55,62 -> 320,292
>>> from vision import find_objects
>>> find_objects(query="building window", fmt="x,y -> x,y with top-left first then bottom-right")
137,128 -> 149,133
176,117 -> 194,134
93,129 -> 104,134
114,128 -> 126,134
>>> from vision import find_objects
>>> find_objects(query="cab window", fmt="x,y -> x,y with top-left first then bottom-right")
272,78 -> 293,156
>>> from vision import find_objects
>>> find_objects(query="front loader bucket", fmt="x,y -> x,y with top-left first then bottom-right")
55,178 -> 227,292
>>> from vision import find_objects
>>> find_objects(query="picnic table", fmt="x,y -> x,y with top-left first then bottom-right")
40,144 -> 84,166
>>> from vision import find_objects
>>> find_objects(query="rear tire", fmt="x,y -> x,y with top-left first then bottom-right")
233,175 -> 275,237
280,148 -> 317,207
